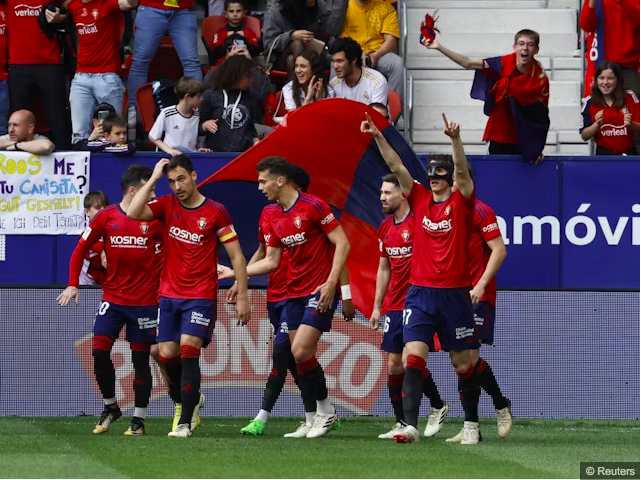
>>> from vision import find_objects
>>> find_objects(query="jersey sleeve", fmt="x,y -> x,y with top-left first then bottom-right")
628,92 -> 640,122
378,225 -> 388,258
147,195 -> 170,220
69,213 -> 106,287
312,200 -> 340,235
372,78 -> 388,105
475,205 -> 502,243
454,188 -> 476,214
405,180 -> 430,208
580,97 -> 594,132
149,110 -> 166,140
214,204 -> 238,244
380,4 -> 400,38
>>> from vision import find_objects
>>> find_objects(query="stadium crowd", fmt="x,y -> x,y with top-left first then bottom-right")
0,0 -> 637,157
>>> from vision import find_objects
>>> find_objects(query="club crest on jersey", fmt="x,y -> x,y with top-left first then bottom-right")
445,206 -> 451,215
92,8 -> 98,18
198,217 -> 207,229
139,223 -> 149,234
294,216 -> 302,229
402,230 -> 410,241
0,11 -> 5,19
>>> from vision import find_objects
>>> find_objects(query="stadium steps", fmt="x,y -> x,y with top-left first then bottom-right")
404,3 -> 587,154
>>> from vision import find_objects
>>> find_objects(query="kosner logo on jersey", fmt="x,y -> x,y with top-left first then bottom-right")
74,291 -> 386,414
496,203 -> 639,246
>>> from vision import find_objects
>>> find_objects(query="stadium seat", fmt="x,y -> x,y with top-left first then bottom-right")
148,37 -> 185,82
387,90 -> 402,124
201,15 -> 263,65
135,83 -> 156,141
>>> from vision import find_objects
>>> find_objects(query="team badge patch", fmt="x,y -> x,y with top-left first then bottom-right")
198,217 -> 207,229
92,8 -> 98,19
140,223 -> 149,234
445,206 -> 451,215
294,216 -> 302,229
402,230 -> 410,242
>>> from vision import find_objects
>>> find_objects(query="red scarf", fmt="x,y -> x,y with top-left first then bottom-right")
489,53 -> 549,107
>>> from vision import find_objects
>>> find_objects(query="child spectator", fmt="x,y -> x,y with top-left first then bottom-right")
210,0 -> 260,66
73,113 -> 136,155
581,61 -> 640,155
200,55 -> 260,152
80,191 -> 109,286
282,49 -> 335,111
149,76 -> 210,155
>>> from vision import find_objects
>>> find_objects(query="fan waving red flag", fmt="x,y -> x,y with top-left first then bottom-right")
198,99 -> 428,319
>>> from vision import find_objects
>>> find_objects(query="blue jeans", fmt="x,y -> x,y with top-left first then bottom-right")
0,80 -> 8,135
127,6 -> 202,107
70,72 -> 125,142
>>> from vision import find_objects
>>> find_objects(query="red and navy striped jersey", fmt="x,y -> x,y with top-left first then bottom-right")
258,204 -> 288,302
468,199 -> 502,306
148,195 -> 237,301
581,91 -> 640,154
266,192 -> 340,298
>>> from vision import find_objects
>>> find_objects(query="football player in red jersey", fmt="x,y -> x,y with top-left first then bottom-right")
362,112 -> 481,444
445,165 -> 512,442
58,165 -> 162,436
370,174 -> 448,440
128,155 -> 250,437
220,157 -> 351,438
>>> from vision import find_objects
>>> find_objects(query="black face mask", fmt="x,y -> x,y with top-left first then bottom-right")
427,161 -> 454,186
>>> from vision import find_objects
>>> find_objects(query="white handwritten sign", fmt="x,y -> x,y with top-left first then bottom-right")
0,151 -> 90,234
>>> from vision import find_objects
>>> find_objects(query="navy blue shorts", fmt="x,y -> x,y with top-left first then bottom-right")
403,285 -> 480,352
473,301 -> 496,345
94,301 -> 157,343
381,310 -> 404,354
157,297 -> 217,344
285,292 -> 339,333
267,300 -> 291,347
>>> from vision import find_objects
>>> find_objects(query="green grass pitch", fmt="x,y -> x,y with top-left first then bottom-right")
0,417 -> 638,478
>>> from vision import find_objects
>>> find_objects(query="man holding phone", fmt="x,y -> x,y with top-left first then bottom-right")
72,104 -> 136,156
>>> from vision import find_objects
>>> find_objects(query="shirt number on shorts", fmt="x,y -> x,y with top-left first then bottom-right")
382,316 -> 390,333
98,302 -> 110,316
403,309 -> 412,325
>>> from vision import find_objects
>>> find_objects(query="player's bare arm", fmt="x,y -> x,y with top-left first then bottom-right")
339,265 -> 355,321
361,113 -> 414,196
443,113 -> 474,198
219,246 -> 283,280
422,38 -> 484,70
313,226 -> 350,314
370,257 -> 391,330
470,236 -> 507,304
223,239 -> 251,325
128,159 -> 169,221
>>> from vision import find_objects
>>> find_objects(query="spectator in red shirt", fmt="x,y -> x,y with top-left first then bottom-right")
580,0 -> 639,98
424,29 -> 550,163
126,0 -> 204,118
47,0 -> 137,145
209,0 -> 260,66
7,0 -> 71,149
0,1 -> 8,135
581,61 -> 640,155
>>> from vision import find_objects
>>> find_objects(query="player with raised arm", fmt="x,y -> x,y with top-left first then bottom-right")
127,154 -> 250,438
370,174 -> 449,440
58,165 -> 162,436
361,112 -> 481,444
446,165 -> 513,442
220,156 -> 351,439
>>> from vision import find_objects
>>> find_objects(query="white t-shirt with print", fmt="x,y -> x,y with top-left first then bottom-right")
149,105 -> 200,152
329,67 -> 388,105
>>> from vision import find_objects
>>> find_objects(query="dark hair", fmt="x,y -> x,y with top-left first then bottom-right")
165,154 -> 195,174
223,33 -> 249,51
369,102 -> 389,118
224,0 -> 245,10
291,49 -> 329,108
102,113 -> 127,134
93,102 -> 115,120
174,76 -> 205,100
381,173 -> 399,187
514,29 -> 540,47
590,61 -> 627,109
256,156 -> 291,178
121,165 -> 153,194
84,191 -> 109,209
427,153 -> 454,166
210,55 -> 255,91
329,37 -> 362,68
289,164 -> 310,192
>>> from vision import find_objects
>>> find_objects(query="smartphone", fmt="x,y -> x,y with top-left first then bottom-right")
233,39 -> 245,47
98,111 -> 109,121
